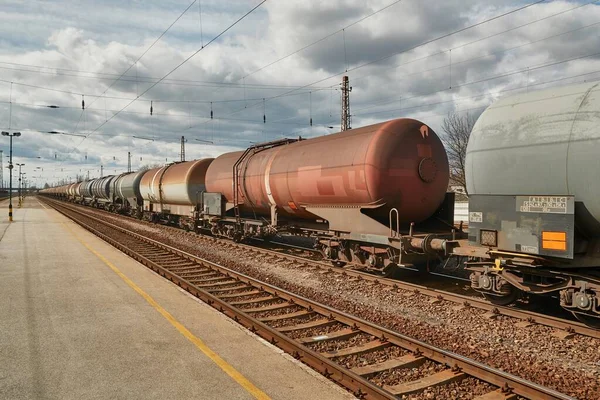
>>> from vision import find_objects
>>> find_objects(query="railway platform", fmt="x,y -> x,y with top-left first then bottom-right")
0,197 -> 354,400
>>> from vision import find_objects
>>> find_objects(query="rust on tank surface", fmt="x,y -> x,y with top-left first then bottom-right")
205,118 -> 449,223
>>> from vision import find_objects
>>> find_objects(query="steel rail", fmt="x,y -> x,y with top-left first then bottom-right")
191,224 -> 600,339
41,195 -> 600,339
42,197 -> 575,400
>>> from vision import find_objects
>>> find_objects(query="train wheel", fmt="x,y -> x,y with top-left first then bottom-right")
572,312 -> 600,328
483,286 -> 520,306
331,261 -> 346,268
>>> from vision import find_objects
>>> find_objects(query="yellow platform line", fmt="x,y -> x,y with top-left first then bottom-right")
40,199 -> 270,400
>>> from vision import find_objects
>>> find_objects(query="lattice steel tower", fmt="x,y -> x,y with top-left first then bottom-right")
340,76 -> 352,131
180,136 -> 186,162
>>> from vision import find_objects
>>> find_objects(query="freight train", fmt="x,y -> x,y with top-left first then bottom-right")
40,81 -> 600,325
41,118 -> 459,277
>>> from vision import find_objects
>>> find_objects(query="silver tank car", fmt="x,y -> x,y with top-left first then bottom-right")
80,180 -> 95,199
91,175 -> 116,201
113,171 -> 145,209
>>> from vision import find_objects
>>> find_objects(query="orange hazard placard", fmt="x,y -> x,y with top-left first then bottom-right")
542,231 -> 567,251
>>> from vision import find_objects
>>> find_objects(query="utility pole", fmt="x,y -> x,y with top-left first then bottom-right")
340,75 -> 352,131
127,151 -> 131,173
0,150 -> 3,189
100,165 -> 103,177
180,136 -> 186,162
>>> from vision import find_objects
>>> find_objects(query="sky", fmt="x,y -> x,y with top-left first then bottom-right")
0,0 -> 599,187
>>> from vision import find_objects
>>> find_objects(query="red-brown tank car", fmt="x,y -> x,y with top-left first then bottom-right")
203,118 -> 454,274
206,118 -> 448,223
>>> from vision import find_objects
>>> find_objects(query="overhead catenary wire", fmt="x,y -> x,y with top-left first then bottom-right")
84,0 -> 199,111
8,10 -> 598,143
183,0 -> 548,131
7,0 -> 584,131
17,69 -> 600,177
172,44 -> 600,135
58,0 -> 267,162
3,99 -> 328,127
0,62 -> 335,90
353,18 -> 600,113
240,0 -> 404,81
352,70 -> 600,119
0,78 -> 334,108
349,0 -> 598,88
11,0 -> 600,176
352,50 -> 600,117
275,71 -> 600,141
4,0 -> 586,113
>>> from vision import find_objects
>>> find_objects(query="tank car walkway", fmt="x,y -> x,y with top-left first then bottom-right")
0,197 -> 353,400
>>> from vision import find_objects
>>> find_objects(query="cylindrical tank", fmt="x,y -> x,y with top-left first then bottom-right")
139,159 -> 214,206
115,170 -> 146,202
70,183 -> 79,197
205,118 -> 449,223
73,182 -> 83,197
110,173 -> 126,201
80,180 -> 95,198
466,81 -> 600,232
91,176 -> 115,200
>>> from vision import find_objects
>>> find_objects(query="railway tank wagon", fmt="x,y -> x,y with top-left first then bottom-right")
111,171 -> 146,214
66,183 -> 77,200
90,175 -> 117,208
203,118 -> 455,273
72,181 -> 83,203
79,180 -> 96,205
458,81 -> 600,323
139,159 -> 214,229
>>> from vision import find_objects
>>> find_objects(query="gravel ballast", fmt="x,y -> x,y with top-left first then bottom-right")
65,205 -> 600,399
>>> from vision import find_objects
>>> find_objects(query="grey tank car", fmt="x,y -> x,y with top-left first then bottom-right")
456,81 -> 600,325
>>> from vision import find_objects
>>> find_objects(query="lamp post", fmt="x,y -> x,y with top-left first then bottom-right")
21,173 -> 27,203
1,131 -> 21,222
16,163 -> 25,208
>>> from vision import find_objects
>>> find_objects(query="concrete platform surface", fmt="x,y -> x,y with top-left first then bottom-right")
0,197 -> 355,400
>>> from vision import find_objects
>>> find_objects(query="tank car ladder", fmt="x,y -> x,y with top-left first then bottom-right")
389,208 -> 400,238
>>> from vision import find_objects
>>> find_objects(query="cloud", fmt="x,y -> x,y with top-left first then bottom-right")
0,0 -> 599,188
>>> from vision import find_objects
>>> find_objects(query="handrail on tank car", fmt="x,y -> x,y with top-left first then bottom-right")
389,208 -> 399,238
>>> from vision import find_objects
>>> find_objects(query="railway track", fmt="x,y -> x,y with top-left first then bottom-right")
41,196 -> 600,339
41,197 -> 575,400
